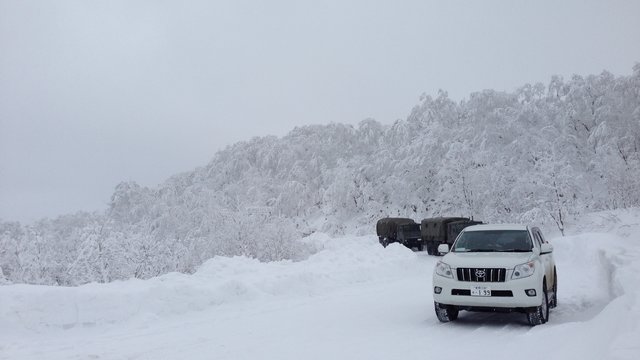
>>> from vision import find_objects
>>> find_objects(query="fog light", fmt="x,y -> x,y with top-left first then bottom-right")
525,289 -> 536,297
434,286 -> 442,294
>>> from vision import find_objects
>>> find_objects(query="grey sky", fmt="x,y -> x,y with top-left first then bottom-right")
1,0 -> 639,223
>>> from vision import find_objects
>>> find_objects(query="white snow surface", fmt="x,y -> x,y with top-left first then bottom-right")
2,209 -> 640,360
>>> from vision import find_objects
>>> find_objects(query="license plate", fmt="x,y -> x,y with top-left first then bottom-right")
471,286 -> 491,296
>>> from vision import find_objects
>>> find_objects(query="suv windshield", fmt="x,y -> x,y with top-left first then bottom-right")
452,230 -> 532,252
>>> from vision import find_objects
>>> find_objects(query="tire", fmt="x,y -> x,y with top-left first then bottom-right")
426,243 -> 435,255
551,271 -> 558,308
434,302 -> 459,322
380,238 -> 389,248
527,281 -> 549,326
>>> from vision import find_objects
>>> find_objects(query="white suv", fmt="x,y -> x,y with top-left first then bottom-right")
432,224 -> 557,326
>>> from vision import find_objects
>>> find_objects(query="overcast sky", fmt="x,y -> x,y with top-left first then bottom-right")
1,0 -> 639,223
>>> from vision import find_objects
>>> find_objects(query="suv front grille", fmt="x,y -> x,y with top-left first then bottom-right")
456,268 -> 506,282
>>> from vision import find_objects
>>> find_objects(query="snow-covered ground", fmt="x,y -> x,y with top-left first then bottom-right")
2,209 -> 640,360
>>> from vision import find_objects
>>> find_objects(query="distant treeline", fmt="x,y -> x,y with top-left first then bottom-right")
2,64 -> 639,285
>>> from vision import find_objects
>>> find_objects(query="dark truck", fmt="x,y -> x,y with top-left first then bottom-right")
376,218 -> 424,251
421,217 -> 483,255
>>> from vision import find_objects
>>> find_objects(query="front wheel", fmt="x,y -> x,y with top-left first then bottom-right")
551,271 -> 558,308
527,281 -> 549,326
434,302 -> 459,322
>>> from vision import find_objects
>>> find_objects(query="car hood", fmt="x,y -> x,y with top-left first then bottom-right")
441,252 -> 534,269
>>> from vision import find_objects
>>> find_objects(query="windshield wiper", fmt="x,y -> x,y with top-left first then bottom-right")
496,249 -> 531,252
466,249 -> 498,252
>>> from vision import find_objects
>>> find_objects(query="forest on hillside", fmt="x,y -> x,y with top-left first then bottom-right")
2,65 -> 639,285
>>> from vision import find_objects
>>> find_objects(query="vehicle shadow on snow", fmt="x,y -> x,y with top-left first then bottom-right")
430,299 -> 608,329
445,312 -> 531,327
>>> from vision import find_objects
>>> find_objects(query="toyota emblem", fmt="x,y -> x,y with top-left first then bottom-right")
475,269 -> 486,278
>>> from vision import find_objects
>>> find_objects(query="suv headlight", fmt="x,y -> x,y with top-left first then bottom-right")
435,261 -> 453,278
512,261 -> 535,279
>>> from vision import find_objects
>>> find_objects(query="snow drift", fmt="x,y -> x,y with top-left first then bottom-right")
0,234 -> 418,332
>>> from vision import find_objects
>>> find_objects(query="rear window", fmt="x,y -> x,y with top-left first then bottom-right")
452,230 -> 532,253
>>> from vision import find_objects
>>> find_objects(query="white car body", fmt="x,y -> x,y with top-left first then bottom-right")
432,224 -> 557,325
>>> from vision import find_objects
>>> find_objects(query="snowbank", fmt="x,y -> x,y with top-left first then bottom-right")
533,208 -> 640,359
0,234 -> 417,331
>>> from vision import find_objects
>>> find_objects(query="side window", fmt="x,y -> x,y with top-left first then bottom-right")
537,230 -> 547,243
531,229 -> 542,248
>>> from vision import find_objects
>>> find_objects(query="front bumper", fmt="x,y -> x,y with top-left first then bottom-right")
433,272 -> 543,309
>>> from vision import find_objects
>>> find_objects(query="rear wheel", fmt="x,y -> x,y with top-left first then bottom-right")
527,281 -> 549,326
551,271 -> 558,308
434,302 -> 459,322
426,243 -> 435,255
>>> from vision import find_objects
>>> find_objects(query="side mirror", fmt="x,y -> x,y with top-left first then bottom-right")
437,244 -> 450,254
540,243 -> 553,255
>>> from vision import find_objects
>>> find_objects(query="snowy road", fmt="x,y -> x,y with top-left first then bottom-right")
2,211 -> 640,360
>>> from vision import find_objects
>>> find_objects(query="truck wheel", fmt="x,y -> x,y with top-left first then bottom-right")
434,302 -> 458,322
527,281 -> 549,326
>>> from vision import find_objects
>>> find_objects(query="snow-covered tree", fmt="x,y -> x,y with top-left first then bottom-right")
2,64 -> 639,285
